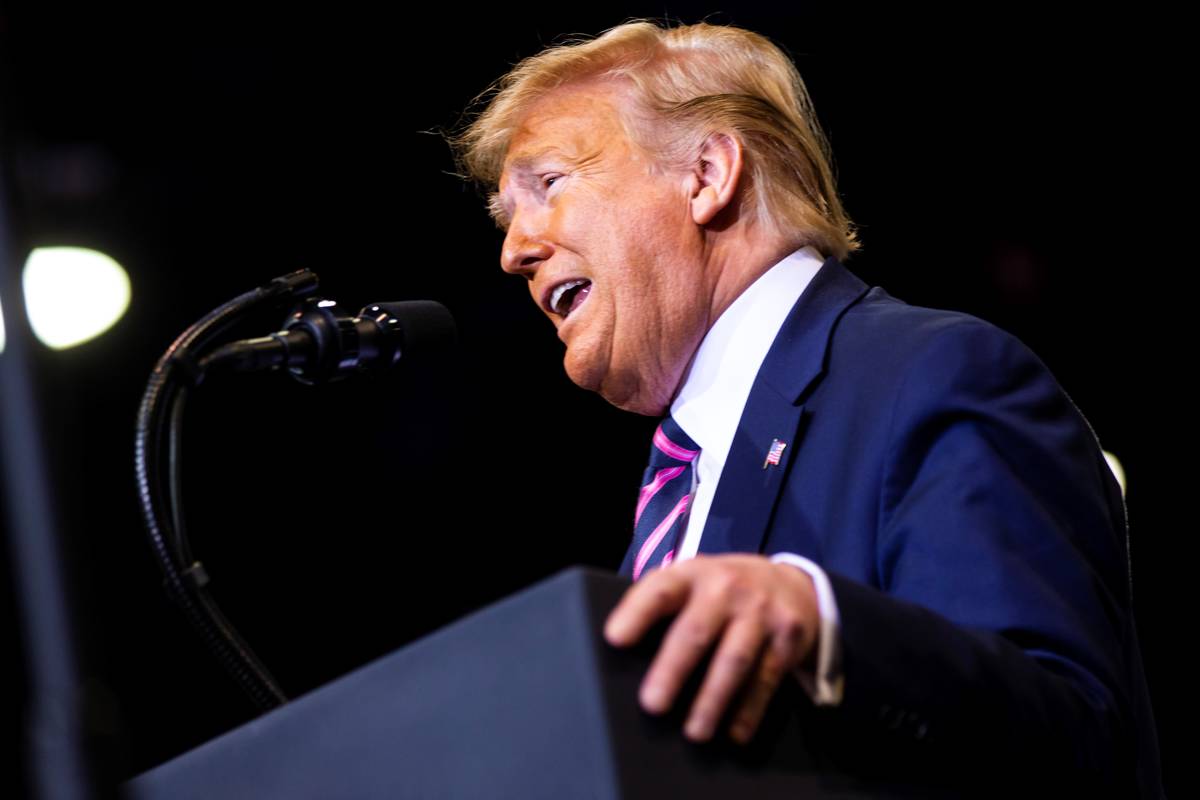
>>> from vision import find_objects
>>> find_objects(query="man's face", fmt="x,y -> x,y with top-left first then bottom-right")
495,83 -> 714,415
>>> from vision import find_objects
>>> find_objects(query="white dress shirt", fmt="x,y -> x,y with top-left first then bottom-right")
668,245 -> 844,706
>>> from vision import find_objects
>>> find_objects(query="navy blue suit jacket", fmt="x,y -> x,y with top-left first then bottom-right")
695,257 -> 1161,795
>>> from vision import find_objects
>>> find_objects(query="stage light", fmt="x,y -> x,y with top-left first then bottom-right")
1103,450 -> 1126,497
0,292 -> 6,354
22,247 -> 131,349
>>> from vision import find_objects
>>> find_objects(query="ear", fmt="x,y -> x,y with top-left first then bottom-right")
689,133 -> 744,226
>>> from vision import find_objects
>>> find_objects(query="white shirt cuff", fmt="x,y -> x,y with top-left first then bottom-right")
769,552 -> 844,707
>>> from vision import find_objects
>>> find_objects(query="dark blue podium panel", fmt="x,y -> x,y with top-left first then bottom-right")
125,568 -> 940,799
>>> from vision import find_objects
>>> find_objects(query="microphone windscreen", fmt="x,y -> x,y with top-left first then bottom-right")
363,301 -> 457,359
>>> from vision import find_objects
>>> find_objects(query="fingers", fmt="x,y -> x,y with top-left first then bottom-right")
638,581 -> 733,715
604,556 -> 820,746
604,566 -> 692,648
683,614 -> 766,741
728,633 -> 791,743
729,578 -> 812,742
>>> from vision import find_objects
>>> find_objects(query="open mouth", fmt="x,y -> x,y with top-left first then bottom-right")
548,279 -> 592,319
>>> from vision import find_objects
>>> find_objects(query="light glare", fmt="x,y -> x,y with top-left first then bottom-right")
22,247 -> 131,349
0,292 -> 6,354
1102,450 -> 1126,497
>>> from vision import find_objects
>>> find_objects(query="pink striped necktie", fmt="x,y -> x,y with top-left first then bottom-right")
618,416 -> 700,580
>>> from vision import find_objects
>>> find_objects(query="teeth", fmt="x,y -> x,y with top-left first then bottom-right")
550,279 -> 588,316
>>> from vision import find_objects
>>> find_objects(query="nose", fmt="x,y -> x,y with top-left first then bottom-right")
500,210 -> 554,279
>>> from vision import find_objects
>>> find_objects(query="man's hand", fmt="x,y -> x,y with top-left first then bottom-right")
604,554 -> 820,744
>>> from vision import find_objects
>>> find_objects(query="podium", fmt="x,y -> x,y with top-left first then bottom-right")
125,568 -> 941,799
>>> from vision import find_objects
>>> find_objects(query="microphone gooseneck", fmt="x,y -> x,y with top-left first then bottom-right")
135,271 -> 454,713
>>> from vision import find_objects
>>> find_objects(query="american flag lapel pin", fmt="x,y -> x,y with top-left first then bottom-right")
763,438 -> 787,469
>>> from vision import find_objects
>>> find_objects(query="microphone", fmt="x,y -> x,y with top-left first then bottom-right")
203,297 -> 456,384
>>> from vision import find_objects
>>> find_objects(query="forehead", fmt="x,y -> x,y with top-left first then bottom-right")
501,83 -> 631,177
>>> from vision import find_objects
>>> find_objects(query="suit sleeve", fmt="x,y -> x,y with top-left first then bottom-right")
810,319 -> 1141,794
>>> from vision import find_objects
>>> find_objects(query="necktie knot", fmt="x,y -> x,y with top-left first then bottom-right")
649,416 -> 700,469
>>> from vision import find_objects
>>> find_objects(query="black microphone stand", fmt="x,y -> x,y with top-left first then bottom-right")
135,273 -> 455,713
133,270 -> 320,712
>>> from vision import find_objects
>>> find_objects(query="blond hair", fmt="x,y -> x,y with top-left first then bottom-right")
452,20 -> 859,260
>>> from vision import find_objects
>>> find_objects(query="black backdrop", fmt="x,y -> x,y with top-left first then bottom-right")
0,4 -> 1184,795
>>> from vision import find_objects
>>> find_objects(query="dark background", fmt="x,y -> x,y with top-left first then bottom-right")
0,4 -> 1185,796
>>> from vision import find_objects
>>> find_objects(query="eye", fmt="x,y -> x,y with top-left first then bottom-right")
541,173 -> 563,189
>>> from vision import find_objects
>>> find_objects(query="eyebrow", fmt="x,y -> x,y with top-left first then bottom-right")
488,191 -> 511,230
489,147 -> 571,230
488,144 -> 600,230
504,147 -> 571,176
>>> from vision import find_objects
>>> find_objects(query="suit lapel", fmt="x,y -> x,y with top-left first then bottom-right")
698,257 -> 870,557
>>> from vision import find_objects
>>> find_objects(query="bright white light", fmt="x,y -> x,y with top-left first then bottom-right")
22,247 -> 131,349
1103,450 -> 1126,497
0,292 -> 6,354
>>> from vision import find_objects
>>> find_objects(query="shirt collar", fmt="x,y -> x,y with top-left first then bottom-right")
669,245 -> 825,467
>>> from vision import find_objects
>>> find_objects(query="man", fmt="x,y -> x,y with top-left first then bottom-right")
454,20 -> 1160,795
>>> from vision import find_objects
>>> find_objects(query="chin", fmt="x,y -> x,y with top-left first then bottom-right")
563,349 -> 603,394
564,353 -> 667,416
